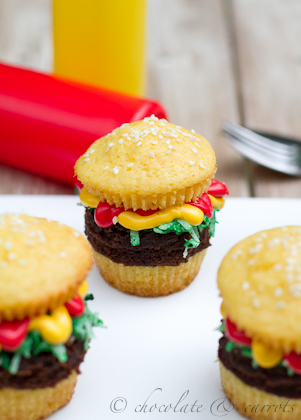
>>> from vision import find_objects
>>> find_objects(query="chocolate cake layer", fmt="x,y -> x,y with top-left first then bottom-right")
0,338 -> 86,390
85,208 -> 210,266
219,334 -> 301,398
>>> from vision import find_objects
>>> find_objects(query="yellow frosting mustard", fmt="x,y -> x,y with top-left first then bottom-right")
79,187 -> 224,230
80,187 -> 101,208
78,280 -> 88,297
28,306 -> 72,345
118,204 -> 204,231
208,195 -> 224,210
252,339 -> 283,368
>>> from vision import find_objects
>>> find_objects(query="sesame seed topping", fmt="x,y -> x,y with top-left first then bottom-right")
8,253 -> 17,260
165,150 -> 172,155
151,140 -> 158,145
73,231 -> 80,238
0,261 -> 8,268
127,137 -> 131,141
192,148 -> 197,153
148,121 -> 155,125
103,165 -> 109,170
252,298 -> 261,308
127,163 -> 134,168
112,167 -> 119,175
168,145 -> 173,150
122,133 -> 128,137
242,281 -> 249,290
163,132 -> 172,137
136,142 -> 142,147
105,146 -> 110,153
159,135 -> 163,140
191,129 -> 195,133
59,251 -> 67,258
254,237 -> 263,242
112,216 -> 118,225
159,122 -> 166,126
18,259 -> 27,266
274,287 -> 283,297
83,153 -> 89,157
199,162 -> 205,169
89,149 -> 95,153
119,139 -> 123,144
189,161 -> 195,166
149,152 -> 155,158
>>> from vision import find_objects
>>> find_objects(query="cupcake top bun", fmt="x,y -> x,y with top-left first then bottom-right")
0,214 -> 92,322
74,116 -> 216,210
218,226 -> 301,353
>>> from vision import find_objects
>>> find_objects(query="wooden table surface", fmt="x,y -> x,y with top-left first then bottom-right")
1,0 -> 301,197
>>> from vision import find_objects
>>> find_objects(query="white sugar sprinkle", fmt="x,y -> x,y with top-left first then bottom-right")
112,216 -> 118,225
199,162 -> 205,169
8,253 -> 17,260
149,152 -> 155,158
119,139 -> 123,144
4,241 -> 12,250
18,259 -> 27,266
165,150 -> 172,155
112,167 -> 119,174
192,148 -> 197,153
252,298 -> 261,308
0,261 -> 8,268
189,161 -> 195,166
127,163 -> 134,168
136,142 -> 142,147
274,287 -> 283,297
73,231 -> 80,238
242,281 -> 250,291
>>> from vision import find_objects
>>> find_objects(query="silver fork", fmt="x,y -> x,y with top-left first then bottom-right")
222,121 -> 301,176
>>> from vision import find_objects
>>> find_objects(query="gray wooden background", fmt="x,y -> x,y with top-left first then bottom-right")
1,0 -> 301,197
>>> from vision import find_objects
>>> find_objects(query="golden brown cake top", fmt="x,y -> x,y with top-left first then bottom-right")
0,214 -> 92,322
74,117 -> 216,210
218,226 -> 301,353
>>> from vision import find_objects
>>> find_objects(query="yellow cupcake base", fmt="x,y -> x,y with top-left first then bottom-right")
220,362 -> 301,420
92,249 -> 207,297
0,370 -> 77,420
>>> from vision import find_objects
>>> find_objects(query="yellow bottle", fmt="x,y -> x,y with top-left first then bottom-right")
53,0 -> 146,97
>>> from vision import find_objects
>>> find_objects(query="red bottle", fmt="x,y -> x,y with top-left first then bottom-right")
0,64 -> 167,185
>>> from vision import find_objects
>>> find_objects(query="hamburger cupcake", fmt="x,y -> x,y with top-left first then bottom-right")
75,115 -> 228,297
217,226 -> 301,420
0,214 -> 103,420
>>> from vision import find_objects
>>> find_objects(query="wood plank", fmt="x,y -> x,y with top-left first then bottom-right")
147,0 -> 249,197
233,0 -> 301,197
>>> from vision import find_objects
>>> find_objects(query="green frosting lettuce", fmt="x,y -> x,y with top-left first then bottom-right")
153,209 -> 218,258
0,296 -> 104,375
130,230 -> 140,246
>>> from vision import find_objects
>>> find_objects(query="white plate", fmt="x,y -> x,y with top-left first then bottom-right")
1,196 -> 301,419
